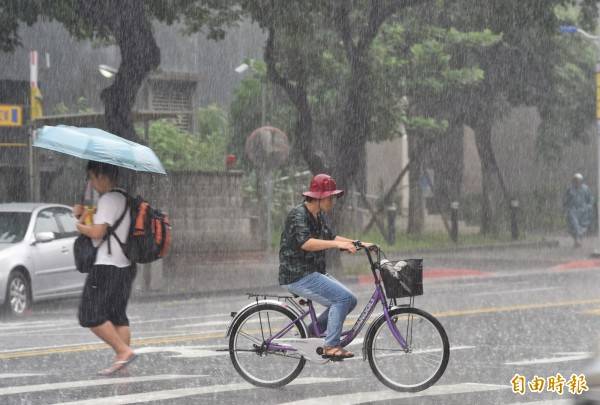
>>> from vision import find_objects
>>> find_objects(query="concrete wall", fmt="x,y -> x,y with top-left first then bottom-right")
366,136 -> 409,214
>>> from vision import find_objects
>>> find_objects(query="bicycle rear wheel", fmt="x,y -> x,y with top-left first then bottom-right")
229,303 -> 307,388
365,307 -> 449,392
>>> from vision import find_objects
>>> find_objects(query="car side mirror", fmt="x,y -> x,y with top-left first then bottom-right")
33,232 -> 56,244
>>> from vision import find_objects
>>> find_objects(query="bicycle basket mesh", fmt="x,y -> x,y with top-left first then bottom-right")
379,259 -> 423,298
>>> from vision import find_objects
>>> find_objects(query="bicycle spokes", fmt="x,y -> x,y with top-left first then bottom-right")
229,304 -> 307,387
366,307 -> 449,392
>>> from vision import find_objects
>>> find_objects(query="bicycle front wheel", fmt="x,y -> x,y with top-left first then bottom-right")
365,307 -> 449,392
229,303 -> 307,388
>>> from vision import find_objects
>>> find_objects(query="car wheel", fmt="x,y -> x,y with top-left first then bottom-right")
4,271 -> 31,317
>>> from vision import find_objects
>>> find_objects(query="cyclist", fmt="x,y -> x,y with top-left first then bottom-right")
279,173 -> 372,359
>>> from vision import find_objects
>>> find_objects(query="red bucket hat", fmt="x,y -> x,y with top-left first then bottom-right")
302,174 -> 344,200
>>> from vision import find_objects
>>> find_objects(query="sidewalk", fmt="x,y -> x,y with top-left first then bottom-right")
131,234 -> 599,301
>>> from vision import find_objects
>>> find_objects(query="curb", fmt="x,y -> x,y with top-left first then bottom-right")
385,238 -> 560,256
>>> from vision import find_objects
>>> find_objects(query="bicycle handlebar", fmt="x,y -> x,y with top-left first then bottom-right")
353,240 -> 379,252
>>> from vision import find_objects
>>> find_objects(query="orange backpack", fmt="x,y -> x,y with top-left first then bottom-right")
113,191 -> 171,263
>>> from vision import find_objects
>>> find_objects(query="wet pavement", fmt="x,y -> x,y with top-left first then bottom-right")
1,238 -> 600,404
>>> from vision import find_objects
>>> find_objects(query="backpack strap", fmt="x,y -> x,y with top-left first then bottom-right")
105,189 -> 130,255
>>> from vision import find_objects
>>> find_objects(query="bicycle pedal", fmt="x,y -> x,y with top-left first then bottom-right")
322,356 -> 344,362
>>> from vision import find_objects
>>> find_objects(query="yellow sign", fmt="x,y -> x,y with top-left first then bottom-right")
30,87 -> 43,120
0,105 -> 23,127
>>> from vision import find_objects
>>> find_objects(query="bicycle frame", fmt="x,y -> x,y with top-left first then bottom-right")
264,246 -> 409,353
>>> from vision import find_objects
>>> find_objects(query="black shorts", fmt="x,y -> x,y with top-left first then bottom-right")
78,264 -> 137,328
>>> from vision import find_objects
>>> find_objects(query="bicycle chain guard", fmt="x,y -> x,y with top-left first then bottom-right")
271,337 -> 330,364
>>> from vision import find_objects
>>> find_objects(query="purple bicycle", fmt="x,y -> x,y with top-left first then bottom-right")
226,242 -> 449,392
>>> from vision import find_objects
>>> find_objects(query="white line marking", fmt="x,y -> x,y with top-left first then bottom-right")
134,345 -> 229,358
0,325 -> 83,337
279,383 -> 510,405
505,353 -> 593,365
505,401 -> 572,405
173,320 -> 232,328
0,314 -> 231,335
0,373 -> 45,379
0,320 -> 74,332
277,383 -> 509,405
0,374 -> 203,396
0,330 -> 228,355
51,377 -> 350,405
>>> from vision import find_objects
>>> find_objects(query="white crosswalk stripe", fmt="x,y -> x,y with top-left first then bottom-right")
0,374 -> 203,396
276,383 -> 510,405
505,352 -> 593,366
505,401 -> 572,405
51,377 -> 351,405
0,373 -> 45,379
0,371 -> 567,404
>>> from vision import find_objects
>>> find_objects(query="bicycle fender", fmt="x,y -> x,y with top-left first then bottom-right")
225,299 -> 304,337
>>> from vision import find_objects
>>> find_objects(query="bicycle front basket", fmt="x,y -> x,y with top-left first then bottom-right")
380,259 -> 423,298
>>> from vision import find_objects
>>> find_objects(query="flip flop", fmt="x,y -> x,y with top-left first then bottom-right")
97,353 -> 138,376
321,346 -> 354,360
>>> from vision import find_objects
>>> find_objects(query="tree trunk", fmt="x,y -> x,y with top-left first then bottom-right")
472,120 -> 506,234
264,27 -> 326,175
430,120 -> 464,213
408,133 -> 425,235
330,45 -> 371,222
99,0 -> 160,143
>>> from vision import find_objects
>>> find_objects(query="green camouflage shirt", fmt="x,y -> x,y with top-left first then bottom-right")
278,203 -> 336,285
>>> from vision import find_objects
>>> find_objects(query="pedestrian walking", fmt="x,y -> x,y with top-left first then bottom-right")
278,173 -> 373,359
73,161 -> 137,375
564,172 -> 593,248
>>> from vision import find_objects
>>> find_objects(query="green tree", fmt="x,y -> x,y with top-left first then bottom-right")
449,0 -> 599,234
230,1 -> 445,236
0,0 -> 240,142
536,4 -> 596,161
374,13 -> 500,234
145,105 -> 230,172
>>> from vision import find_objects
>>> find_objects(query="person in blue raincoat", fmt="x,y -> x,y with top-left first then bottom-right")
564,173 -> 593,247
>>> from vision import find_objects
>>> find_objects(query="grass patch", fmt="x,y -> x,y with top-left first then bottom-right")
270,222 -> 545,252
350,230 -> 539,253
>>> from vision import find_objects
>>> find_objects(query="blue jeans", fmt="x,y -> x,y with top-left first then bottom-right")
285,272 -> 357,347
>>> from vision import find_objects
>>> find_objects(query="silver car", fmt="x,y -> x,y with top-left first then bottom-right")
0,203 -> 84,317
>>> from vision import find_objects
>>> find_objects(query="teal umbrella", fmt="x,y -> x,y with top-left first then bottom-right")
34,125 -> 166,174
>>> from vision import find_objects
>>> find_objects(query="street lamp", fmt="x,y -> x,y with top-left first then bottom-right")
235,61 -> 272,249
98,64 -> 117,78
560,25 -> 600,254
235,63 -> 249,74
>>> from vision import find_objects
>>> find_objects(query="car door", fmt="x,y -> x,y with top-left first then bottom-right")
30,208 -> 73,297
53,207 -> 86,291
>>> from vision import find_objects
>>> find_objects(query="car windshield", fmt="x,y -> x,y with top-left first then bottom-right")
0,212 -> 31,243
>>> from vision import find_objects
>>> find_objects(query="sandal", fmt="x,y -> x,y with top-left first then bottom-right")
97,353 -> 138,376
322,346 -> 354,359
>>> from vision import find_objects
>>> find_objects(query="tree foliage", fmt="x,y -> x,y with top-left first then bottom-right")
1,0 -> 240,145
145,105 -> 230,171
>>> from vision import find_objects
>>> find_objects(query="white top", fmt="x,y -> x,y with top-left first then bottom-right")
92,190 -> 131,268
